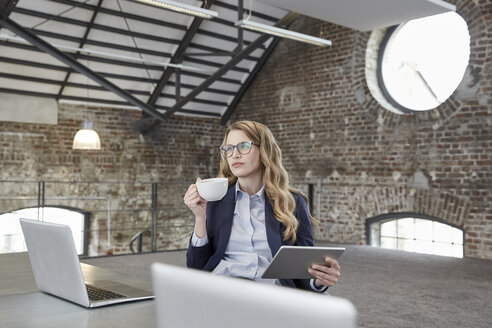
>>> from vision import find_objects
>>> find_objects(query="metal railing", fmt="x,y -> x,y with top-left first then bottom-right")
0,179 -> 323,256
0,179 -> 194,256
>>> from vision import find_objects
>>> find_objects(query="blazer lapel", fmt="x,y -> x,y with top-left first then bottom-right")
215,185 -> 236,255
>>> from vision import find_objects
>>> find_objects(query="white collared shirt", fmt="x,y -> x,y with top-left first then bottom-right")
193,182 -> 276,284
192,182 -> 325,290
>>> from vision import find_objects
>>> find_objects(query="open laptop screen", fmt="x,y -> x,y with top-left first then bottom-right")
152,262 -> 357,328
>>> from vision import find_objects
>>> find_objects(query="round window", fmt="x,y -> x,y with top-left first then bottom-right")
377,12 -> 470,113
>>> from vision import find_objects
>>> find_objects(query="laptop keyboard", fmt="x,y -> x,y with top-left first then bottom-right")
86,284 -> 127,301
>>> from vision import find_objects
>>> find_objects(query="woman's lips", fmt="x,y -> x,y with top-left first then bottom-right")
232,162 -> 243,167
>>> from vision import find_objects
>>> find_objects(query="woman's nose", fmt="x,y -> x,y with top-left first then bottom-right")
231,146 -> 241,157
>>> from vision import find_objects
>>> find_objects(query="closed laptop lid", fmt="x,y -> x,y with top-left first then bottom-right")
152,262 -> 357,328
20,218 -> 90,307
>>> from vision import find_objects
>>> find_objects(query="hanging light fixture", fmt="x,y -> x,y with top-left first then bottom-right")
235,19 -> 332,47
235,0 -> 330,47
73,119 -> 101,150
73,63 -> 101,151
133,0 -> 218,19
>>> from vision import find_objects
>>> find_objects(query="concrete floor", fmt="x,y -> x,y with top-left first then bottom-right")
83,243 -> 492,328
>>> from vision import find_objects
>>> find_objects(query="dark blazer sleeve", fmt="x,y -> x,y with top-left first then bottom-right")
186,234 -> 213,269
186,185 -> 235,270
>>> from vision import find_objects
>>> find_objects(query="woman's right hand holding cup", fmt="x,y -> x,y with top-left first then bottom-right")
183,178 -> 207,238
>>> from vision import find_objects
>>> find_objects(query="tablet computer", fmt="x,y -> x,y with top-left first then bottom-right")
261,246 -> 345,279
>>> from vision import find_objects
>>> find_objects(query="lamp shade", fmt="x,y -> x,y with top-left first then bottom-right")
72,120 -> 101,150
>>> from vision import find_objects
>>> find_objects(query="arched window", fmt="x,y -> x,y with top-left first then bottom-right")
0,207 -> 88,255
366,213 -> 463,258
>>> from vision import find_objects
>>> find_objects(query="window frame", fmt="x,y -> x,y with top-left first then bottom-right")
376,25 -> 417,115
0,206 -> 90,256
365,212 -> 465,254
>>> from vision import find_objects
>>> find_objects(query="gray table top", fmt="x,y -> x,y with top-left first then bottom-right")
0,252 -> 156,328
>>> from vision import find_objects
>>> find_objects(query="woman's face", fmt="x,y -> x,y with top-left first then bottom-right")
225,129 -> 262,180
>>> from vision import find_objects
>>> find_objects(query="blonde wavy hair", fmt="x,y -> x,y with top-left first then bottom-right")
218,120 -> 314,243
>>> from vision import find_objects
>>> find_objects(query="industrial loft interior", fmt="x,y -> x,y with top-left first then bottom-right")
0,1 -> 490,327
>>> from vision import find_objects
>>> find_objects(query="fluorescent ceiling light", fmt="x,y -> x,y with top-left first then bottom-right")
134,0 -> 218,19
235,19 -> 332,47
0,34 -> 212,73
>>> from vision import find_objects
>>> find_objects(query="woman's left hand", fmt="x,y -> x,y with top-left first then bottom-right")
308,257 -> 341,288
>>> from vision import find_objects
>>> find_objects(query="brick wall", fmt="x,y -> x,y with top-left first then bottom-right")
228,0 -> 491,259
0,0 -> 490,259
0,103 -> 224,255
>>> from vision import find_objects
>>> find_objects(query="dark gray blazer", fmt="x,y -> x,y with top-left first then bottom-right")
186,185 -> 317,291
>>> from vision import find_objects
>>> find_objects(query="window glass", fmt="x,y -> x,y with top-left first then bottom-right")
376,216 -> 463,258
453,244 -> 464,258
414,240 -> 435,255
381,236 -> 397,249
379,12 -> 470,112
381,220 -> 397,237
452,228 -> 463,244
434,221 -> 453,243
397,218 -> 414,239
399,238 -> 414,253
414,219 -> 433,241
435,242 -> 454,257
0,207 -> 85,255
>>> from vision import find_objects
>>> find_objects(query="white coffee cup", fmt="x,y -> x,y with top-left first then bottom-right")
196,178 -> 228,201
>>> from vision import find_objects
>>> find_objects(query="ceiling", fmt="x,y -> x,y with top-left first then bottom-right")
0,0 -> 455,127
258,0 -> 455,32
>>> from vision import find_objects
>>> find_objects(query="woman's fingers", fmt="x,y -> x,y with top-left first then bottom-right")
309,268 -> 339,286
309,270 -> 339,287
308,257 -> 341,287
184,191 -> 201,206
324,257 -> 341,271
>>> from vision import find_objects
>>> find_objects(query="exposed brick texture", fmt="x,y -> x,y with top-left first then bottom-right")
228,0 -> 491,259
0,104 -> 224,255
0,0 -> 490,259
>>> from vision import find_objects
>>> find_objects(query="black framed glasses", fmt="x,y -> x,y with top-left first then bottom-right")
219,141 -> 257,158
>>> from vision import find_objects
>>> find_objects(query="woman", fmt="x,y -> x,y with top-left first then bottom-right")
184,121 -> 340,292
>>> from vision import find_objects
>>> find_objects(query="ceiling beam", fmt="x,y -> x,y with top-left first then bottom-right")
161,13 -> 300,121
32,28 -> 259,67
221,35 -> 281,125
0,55 -> 237,96
0,71 -> 228,107
34,29 -> 172,58
213,1 -> 279,23
0,17 -> 167,122
0,87 -> 221,117
49,0 -> 187,31
0,40 -> 243,84
0,0 -> 17,19
220,12 -> 302,124
56,0 -> 103,100
161,35 -> 270,120
13,7 -> 181,45
27,1 -> 265,49
147,0 -> 216,107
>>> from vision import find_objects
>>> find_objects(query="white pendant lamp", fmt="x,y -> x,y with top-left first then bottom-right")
72,119 -> 101,150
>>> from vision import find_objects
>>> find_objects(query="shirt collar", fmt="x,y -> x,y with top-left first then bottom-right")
235,181 -> 265,203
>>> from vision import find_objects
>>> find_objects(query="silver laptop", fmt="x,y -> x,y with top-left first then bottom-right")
20,218 -> 154,308
152,262 -> 357,328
